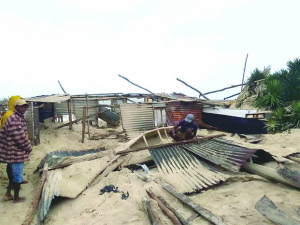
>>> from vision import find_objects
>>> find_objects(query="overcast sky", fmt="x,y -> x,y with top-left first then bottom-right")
1,0 -> 299,100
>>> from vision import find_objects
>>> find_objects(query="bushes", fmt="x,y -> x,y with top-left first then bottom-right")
241,58 -> 300,132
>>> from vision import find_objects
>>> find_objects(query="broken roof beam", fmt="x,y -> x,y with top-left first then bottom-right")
203,84 -> 244,95
224,92 -> 240,100
118,74 -> 154,94
176,78 -> 209,100
116,134 -> 225,155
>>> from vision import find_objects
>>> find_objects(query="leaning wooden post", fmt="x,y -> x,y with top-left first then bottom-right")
241,53 -> 248,91
23,163 -> 48,225
67,99 -> 72,130
81,107 -> 87,143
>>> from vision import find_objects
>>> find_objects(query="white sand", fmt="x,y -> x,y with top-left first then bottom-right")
1,124 -> 300,225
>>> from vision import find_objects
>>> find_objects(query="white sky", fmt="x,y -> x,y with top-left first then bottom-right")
1,0 -> 299,100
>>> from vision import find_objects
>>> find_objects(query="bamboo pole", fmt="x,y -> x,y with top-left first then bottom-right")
86,94 -> 90,139
23,163 -> 48,225
176,78 -> 209,100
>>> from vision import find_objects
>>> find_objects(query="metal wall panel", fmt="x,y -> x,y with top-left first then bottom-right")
25,102 -> 40,145
150,145 -> 228,193
166,101 -> 203,125
120,104 -> 155,139
154,107 -> 166,127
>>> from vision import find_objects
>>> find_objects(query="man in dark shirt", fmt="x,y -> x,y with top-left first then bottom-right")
171,114 -> 198,141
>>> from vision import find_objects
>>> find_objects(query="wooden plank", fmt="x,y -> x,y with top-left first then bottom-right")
117,134 -> 226,155
256,195 -> 300,225
23,163 -> 48,225
157,179 -> 227,225
54,113 -> 98,130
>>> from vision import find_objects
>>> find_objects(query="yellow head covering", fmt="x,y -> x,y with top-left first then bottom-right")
0,96 -> 21,129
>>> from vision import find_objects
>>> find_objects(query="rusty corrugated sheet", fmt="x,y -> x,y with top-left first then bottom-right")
150,145 -> 228,193
182,138 -> 258,172
166,101 -> 203,125
120,104 -> 155,139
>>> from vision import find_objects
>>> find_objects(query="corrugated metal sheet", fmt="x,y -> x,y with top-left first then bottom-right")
112,99 -> 127,114
38,170 -> 63,224
150,145 -> 228,193
98,107 -> 120,126
27,94 -> 70,103
166,101 -> 203,125
182,138 -> 258,172
120,104 -> 155,139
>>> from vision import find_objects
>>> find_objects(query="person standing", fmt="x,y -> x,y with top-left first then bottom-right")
0,99 -> 32,203
171,114 -> 198,141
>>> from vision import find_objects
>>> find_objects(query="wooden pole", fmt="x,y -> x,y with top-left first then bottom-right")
158,196 -> 190,225
241,54 -> 248,91
146,190 -> 181,225
224,92 -> 240,100
243,162 -> 300,189
118,74 -> 154,94
142,197 -> 163,225
157,179 -> 227,225
23,163 -> 48,225
82,107 -> 87,143
117,134 -> 225,155
176,78 -> 209,100
204,84 -> 244,95
73,100 -> 76,120
68,99 -> 72,130
86,94 -> 90,139
58,80 -> 67,94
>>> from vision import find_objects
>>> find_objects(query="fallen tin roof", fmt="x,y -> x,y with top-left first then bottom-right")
182,138 -> 258,172
150,145 -> 228,193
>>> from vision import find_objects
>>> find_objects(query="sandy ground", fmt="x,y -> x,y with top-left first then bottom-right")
0,123 -> 300,225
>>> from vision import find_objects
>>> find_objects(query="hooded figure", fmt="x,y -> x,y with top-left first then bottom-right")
0,96 -> 21,129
